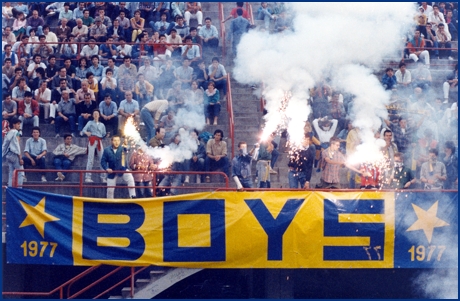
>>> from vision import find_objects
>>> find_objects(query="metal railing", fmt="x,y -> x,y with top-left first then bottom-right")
246,2 -> 255,25
226,72 -> 235,159
218,2 -> 226,60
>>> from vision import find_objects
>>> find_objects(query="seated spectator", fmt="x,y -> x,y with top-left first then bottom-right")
171,2 -> 186,23
139,2 -> 155,24
80,39 -> 99,60
55,89 -> 77,138
51,67 -> 73,90
3,2 -> 15,28
132,33 -> 153,59
107,19 -> 125,42
193,60 -> 208,90
111,2 -> 131,20
411,61 -> 432,91
208,57 -> 228,100
77,92 -> 97,135
256,2 -> 274,30
71,18 -> 88,43
407,29 -> 430,66
34,80 -> 54,124
199,17 -> 219,53
87,55 -> 104,81
428,4 -> 447,32
138,56 -> 159,88
12,77 -> 31,102
2,44 -> 18,66
443,63 -> 458,103
118,56 -> 138,78
3,26 -> 16,46
44,2 -> 63,26
52,134 -> 88,181
134,73 -> 154,108
8,69 -> 27,95
446,10 -> 458,41
153,34 -> 168,61
2,58 -> 15,80
32,34 -> 53,61
189,26 -> 203,47
12,12 -> 27,40
184,2 -> 203,27
26,10 -> 44,36
116,37 -> 133,60
185,80 -> 204,109
43,25 -> 58,51
165,28 -> 183,58
129,145 -> 156,198
274,11 -> 291,32
131,10 -> 145,42
29,66 -> 45,92
27,54 -> 47,80
118,91 -> 140,135
442,140 -> 458,189
89,17 -> 107,42
2,93 -> 17,124
100,69 -> 118,103
99,94 -> 118,137
116,11 -> 132,41
86,72 -> 99,101
424,23 -> 440,58
435,23 -> 453,59
149,126 -> 166,148
187,129 -> 206,182
420,148 -> 447,190
58,3 -> 75,28
395,61 -> 412,91
12,2 -> 29,19
155,2 -> 172,22
151,12 -> 173,35
181,35 -> 201,67
82,109 -> 107,183
175,57 -> 194,89
204,81 -> 221,125
142,100 -> 169,142
12,35 -> 31,60
160,109 -> 178,141
103,58 -> 119,80
158,58 -> 176,97
166,80 -> 186,111
16,57 -> 28,77
56,18 -> 71,42
75,57 -> 89,86
82,9 -> 94,27
51,78 -> 75,104
45,55 -> 58,81
382,67 -> 397,90
97,7 -> 112,28
59,35 -> 78,62
173,15 -> 190,41
22,126 -> 47,182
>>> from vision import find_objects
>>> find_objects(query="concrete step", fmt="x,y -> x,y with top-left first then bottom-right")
135,278 -> 151,290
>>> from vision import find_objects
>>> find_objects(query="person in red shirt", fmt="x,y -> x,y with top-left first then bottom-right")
222,2 -> 251,23
18,91 -> 39,131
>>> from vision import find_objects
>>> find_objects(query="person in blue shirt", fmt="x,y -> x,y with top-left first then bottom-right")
228,8 -> 250,57
87,55 -> 104,81
232,141 -> 255,189
382,67 -> 397,90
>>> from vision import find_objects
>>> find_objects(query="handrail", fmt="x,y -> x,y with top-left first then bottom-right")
91,266 -> 150,299
67,266 -> 124,299
246,2 -> 255,25
218,2 -> 226,60
226,72 -> 235,159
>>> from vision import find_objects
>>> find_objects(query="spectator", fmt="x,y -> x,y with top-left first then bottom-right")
407,29 -> 430,66
59,3 -> 74,28
188,129 -> 206,183
99,94 -> 118,137
51,67 -> 72,90
34,80 -> 54,124
107,19 -> 125,42
199,17 -> 219,53
184,2 -> 203,27
100,69 -> 118,102
141,100 -> 169,142
77,92 -> 97,135
75,57 -> 89,87
383,115 -> 416,160
129,145 -> 156,198
2,44 -> 18,66
27,54 -> 46,80
43,25 -> 58,50
116,11 -> 132,41
173,15 -> 190,40
132,33 -> 153,59
419,2 -> 433,16
32,34 -> 53,61
149,126 -> 166,148
274,11 -> 291,32
424,23 -> 440,58
12,77 -> 31,102
80,39 -> 99,60
82,9 -> 94,27
208,57 -> 228,100
18,91 -> 40,130
443,63 -> 458,103
2,2 -> 15,28
2,93 -> 17,124
59,35 -> 77,62
428,4 -> 447,32
139,2 -> 155,24
256,2 -> 274,30
131,10 -> 145,42
228,8 -> 250,57
55,90 -> 77,138
189,26 -> 203,46
2,26 -> 16,45
12,35 -> 31,60
87,55 -> 104,81
158,133 -> 188,195
231,141 -> 254,189
55,18 -> 71,44
151,12 -> 173,35
204,81 -> 220,125
97,7 -> 112,28
51,78 -> 74,104
118,56 -> 138,78
118,91 -> 140,134
138,56 -> 159,88
89,17 -> 107,42
134,73 -> 154,107
160,109 -> 178,141
12,2 -> 29,18
82,109 -> 107,183
382,67 -> 397,90
22,126 -> 47,182
442,140 -> 458,189
44,2 -> 63,26
44,55 -> 58,81
71,18 -> 88,43
255,134 -> 274,188
116,37 -> 133,60
287,134 -> 315,189
395,61 -> 412,91
103,58 -> 119,80
16,57 -> 28,76
181,35 -> 201,66
171,2 -> 186,22
411,60 -> 432,91
165,28 -> 183,58
72,2 -> 86,21
2,117 -> 24,187
2,58 -> 15,79
12,12 -> 27,40
8,68 -> 27,94
86,72 -> 99,101
52,134 -> 87,181
111,2 -> 131,20
101,135 -> 136,199
222,2 -> 251,23
446,10 -> 458,41
26,10 -> 44,36
204,129 -> 229,183
388,152 -> 416,189
186,80 -> 204,109
155,2 -> 172,22
435,23 -> 453,59
166,81 -> 186,111
175,57 -> 194,89
193,60 -> 208,90
420,148 -> 446,190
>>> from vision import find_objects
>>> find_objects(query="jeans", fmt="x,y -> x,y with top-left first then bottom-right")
270,148 -> 279,169
55,114 -> 77,134
206,103 -> 221,120
107,173 -> 135,199
53,156 -> 72,176
256,160 -> 270,188
141,108 -> 155,142
159,174 -> 182,195
213,78 -> 227,96
19,115 -> 39,130
6,152 -> 24,187
239,176 -> 253,188
205,156 -> 229,175
77,116 -> 92,131
257,8 -> 272,29
86,139 -> 106,180
135,181 -> 153,198
189,157 -> 205,181
288,170 -> 307,188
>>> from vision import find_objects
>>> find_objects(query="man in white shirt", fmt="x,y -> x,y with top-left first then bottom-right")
80,39 -> 99,60
198,17 -> 219,52
116,37 -> 132,59
43,25 -> 58,50
27,54 -> 47,79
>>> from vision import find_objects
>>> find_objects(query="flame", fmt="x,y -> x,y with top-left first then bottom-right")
123,116 -> 141,142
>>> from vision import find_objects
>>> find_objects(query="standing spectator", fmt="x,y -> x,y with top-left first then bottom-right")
199,17 -> 219,53
232,141 -> 255,189
288,134 -> 315,189
118,91 -> 140,135
129,145 -> 156,198
142,99 -> 169,142
255,134 -> 274,188
71,18 -> 88,43
382,67 -> 397,90
388,152 -> 416,189
52,134 -> 87,181
2,93 -> 17,124
82,109 -> 107,183
420,148 -> 446,190
18,91 -> 39,130
2,117 -> 24,187
204,81 -> 220,125
442,141 -> 458,189
435,23 -> 453,59
26,10 -> 44,36
99,94 -> 118,137
222,2 -> 251,23
158,133 -> 188,195
204,129 -> 229,182
184,2 -> 203,27
55,90 -> 77,138
77,92 -> 97,135
101,135 -> 136,199
208,57 -> 227,100
228,8 -> 250,57
22,126 -> 47,182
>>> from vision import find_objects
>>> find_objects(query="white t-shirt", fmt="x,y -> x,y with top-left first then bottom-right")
27,62 -> 47,79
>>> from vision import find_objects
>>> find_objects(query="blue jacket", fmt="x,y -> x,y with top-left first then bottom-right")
382,74 -> 397,90
101,145 -> 129,179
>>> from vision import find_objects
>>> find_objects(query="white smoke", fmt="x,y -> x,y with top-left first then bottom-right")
234,2 -> 415,152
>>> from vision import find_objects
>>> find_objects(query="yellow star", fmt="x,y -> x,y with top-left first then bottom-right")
19,197 -> 60,238
406,201 -> 449,243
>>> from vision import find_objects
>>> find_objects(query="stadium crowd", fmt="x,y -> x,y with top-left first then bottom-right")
1,2 -> 458,196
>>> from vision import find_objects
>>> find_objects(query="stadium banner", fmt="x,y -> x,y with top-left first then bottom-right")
6,188 -> 458,268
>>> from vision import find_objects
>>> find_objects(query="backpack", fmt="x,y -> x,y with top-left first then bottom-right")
199,131 -> 213,144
